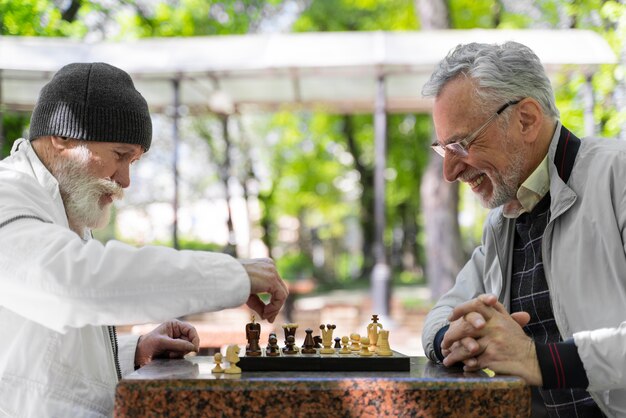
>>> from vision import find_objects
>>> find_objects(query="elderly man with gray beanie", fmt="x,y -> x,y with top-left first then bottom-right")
0,62 -> 288,417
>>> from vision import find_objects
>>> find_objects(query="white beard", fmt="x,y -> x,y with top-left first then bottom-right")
50,146 -> 124,233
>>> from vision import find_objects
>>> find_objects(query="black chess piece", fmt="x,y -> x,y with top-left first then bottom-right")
334,337 -> 341,349
282,324 -> 298,348
313,335 -> 323,348
245,316 -> 261,354
246,329 -> 262,356
302,328 -> 316,354
266,332 -> 277,351
283,335 -> 298,355
267,334 -> 280,357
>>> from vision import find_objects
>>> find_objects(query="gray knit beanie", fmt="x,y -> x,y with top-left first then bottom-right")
29,62 -> 152,151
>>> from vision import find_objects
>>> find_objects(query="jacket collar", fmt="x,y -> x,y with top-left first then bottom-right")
10,138 -> 68,227
547,122 -> 580,219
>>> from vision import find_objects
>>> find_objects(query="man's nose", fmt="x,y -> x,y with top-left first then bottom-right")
113,164 -> 131,188
442,152 -> 466,183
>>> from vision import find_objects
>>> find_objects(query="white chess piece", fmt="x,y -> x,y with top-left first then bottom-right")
212,352 -> 224,373
359,337 -> 373,356
224,344 -> 242,374
320,324 -> 336,354
377,329 -> 393,356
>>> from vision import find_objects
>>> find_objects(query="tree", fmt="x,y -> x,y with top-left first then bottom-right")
415,0 -> 466,301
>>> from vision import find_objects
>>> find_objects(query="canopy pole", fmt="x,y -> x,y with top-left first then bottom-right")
371,74 -> 391,321
583,73 -> 596,137
172,77 -> 181,250
0,70 -> 5,157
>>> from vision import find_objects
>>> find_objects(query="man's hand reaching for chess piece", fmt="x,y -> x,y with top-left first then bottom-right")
240,258 -> 289,323
134,319 -> 200,369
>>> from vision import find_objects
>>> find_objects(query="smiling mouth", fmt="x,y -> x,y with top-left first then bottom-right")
468,174 -> 485,189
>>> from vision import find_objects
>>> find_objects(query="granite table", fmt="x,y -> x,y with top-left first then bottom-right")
114,356 -> 530,417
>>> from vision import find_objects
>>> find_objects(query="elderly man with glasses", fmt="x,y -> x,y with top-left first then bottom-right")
421,41 -> 625,417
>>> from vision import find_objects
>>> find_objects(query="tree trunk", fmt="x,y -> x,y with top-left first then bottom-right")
416,0 -> 465,301
341,115 -> 376,278
218,115 -> 237,257
421,156 -> 464,300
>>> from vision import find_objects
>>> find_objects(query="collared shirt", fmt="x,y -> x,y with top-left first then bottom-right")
502,120 -> 562,218
503,155 -> 550,218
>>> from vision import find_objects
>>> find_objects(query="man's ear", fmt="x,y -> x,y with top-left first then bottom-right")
49,136 -> 72,151
516,99 -> 542,144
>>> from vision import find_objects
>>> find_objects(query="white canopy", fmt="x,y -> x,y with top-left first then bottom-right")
0,29 -> 616,114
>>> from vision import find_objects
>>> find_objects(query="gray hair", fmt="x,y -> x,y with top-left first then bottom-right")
422,41 -> 559,119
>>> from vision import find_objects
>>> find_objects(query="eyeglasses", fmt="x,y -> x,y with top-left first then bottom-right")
431,99 -> 521,158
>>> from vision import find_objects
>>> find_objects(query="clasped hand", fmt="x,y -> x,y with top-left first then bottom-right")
441,294 -> 542,386
135,319 -> 200,369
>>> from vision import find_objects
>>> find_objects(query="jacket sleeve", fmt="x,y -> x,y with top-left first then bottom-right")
573,324 -> 626,391
117,333 -> 141,377
422,241 -> 488,362
0,218 -> 251,334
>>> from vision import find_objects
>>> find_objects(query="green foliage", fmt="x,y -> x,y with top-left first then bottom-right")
293,0 -> 417,32
145,238 -> 224,252
275,251 -> 314,281
116,0 -> 284,38
1,113 -> 30,157
448,0 -> 499,28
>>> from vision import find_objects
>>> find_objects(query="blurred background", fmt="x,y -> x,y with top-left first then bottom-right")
2,0 -> 625,356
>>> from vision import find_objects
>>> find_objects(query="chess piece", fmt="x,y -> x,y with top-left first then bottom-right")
367,314 -> 383,352
224,345 -> 242,374
283,335 -> 298,355
359,337 -> 373,356
267,334 -> 281,357
282,323 -> 298,352
245,315 -> 261,355
334,337 -> 342,349
319,324 -> 336,355
246,329 -> 262,357
339,336 -> 351,354
211,352 -> 224,373
266,332 -> 277,351
349,333 -> 361,351
313,335 -> 323,348
376,329 -> 393,356
301,328 -> 317,354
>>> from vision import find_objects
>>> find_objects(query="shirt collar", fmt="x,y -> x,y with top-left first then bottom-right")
502,121 -> 561,218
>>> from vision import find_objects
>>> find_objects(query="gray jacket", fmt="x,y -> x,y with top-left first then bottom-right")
422,123 -> 626,417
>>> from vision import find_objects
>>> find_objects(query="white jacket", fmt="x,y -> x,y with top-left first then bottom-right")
422,124 -> 626,417
0,139 -> 251,417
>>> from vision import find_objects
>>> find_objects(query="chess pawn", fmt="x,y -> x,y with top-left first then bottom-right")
211,352 -> 224,373
224,345 -> 242,374
319,324 -> 336,355
349,333 -> 361,351
359,337 -> 373,356
334,337 -> 342,349
367,314 -> 383,352
376,329 -> 393,356
339,336 -> 351,354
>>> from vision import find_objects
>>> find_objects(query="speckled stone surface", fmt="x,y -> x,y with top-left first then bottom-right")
115,357 -> 530,417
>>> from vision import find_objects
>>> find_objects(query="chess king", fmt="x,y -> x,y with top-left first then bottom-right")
245,315 -> 261,355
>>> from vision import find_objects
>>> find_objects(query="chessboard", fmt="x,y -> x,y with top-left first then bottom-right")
238,349 -> 410,372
